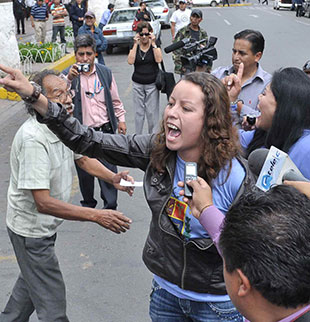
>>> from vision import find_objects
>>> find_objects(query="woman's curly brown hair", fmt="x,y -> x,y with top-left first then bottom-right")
150,72 -> 241,183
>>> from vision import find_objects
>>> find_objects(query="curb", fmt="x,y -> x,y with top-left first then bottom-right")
1,52 -> 76,101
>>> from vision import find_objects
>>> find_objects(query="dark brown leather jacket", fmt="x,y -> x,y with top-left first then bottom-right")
38,101 -> 227,294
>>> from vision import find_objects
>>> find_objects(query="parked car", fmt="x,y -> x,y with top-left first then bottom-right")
102,7 -> 161,54
191,0 -> 220,6
144,0 -> 172,26
273,0 -> 292,10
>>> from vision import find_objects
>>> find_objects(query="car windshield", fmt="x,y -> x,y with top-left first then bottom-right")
145,0 -> 165,7
109,10 -> 137,23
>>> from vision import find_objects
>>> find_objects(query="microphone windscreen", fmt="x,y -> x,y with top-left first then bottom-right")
248,148 -> 269,177
164,40 -> 186,53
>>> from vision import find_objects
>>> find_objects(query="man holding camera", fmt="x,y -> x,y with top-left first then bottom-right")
63,34 -> 127,211
212,29 -> 271,124
172,9 -> 208,76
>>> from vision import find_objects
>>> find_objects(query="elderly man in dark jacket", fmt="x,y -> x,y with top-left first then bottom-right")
78,11 -> 107,65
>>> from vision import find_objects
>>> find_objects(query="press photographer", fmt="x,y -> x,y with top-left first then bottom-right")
167,9 -> 213,76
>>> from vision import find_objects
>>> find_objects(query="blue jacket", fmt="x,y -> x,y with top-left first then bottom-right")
78,24 -> 108,54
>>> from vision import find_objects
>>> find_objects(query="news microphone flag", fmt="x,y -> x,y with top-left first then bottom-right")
255,146 -> 304,192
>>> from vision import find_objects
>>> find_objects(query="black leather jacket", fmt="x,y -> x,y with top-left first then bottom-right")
38,101 -> 227,294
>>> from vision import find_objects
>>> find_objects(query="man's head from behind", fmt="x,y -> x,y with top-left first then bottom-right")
74,34 -> 96,67
108,3 -> 114,11
220,185 -> 310,320
232,29 -> 265,73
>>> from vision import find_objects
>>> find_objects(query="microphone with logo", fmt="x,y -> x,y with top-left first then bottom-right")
248,146 -> 309,192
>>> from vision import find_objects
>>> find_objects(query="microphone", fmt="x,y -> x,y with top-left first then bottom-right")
164,38 -> 191,53
248,146 -> 309,191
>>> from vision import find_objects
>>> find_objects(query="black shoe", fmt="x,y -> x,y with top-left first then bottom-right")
22,31 -> 25,34
17,31 -> 20,34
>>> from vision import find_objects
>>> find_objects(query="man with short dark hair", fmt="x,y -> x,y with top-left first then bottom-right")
99,3 -> 115,30
63,34 -> 126,211
182,179 -> 310,322
0,69 -> 132,322
172,9 -> 208,75
169,0 -> 191,40
30,0 -> 48,43
78,11 -> 107,65
212,29 -> 271,123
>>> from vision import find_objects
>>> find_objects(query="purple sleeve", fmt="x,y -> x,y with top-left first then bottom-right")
198,205 -> 225,255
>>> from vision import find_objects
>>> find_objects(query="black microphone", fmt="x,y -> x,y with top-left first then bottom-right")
164,38 -> 190,54
248,148 -> 309,183
248,148 -> 269,177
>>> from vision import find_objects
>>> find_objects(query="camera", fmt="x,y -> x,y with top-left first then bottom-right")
164,37 -> 218,74
180,37 -> 218,74
77,63 -> 90,73
246,115 -> 256,126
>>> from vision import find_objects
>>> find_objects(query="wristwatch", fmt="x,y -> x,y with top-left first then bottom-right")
152,45 -> 158,49
22,81 -> 42,104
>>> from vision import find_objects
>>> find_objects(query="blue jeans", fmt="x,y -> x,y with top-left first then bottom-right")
149,280 -> 243,322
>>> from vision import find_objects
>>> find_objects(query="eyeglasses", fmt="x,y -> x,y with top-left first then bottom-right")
47,89 -> 75,102
139,32 -> 150,37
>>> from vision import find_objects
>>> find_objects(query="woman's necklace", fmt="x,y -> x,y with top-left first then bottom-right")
138,46 -> 149,61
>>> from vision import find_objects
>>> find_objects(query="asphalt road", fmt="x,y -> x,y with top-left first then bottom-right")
0,3 -> 310,321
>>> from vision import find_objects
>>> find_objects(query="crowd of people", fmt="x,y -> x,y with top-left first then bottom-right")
3,1 -> 310,321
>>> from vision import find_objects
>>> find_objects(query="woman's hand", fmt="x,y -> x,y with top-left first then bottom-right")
150,32 -> 156,46
284,181 -> 310,199
178,177 -> 213,219
133,33 -> 140,45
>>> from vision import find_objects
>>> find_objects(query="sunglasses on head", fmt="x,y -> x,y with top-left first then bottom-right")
139,32 -> 150,37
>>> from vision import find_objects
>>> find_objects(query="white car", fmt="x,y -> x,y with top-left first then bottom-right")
144,0 -> 172,26
192,0 -> 220,6
102,7 -> 161,54
273,0 -> 292,9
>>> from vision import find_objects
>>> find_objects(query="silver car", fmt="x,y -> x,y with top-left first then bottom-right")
103,7 -> 161,54
144,0 -> 172,27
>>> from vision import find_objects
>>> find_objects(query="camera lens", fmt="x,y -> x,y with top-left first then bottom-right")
246,115 -> 256,126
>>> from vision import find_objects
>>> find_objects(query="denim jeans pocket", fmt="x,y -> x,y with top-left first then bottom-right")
208,301 -> 243,321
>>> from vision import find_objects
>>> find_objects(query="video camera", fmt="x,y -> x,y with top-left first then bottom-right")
164,36 -> 218,74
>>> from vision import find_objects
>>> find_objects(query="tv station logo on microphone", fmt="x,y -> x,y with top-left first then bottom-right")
261,150 -> 281,190
256,146 -> 287,192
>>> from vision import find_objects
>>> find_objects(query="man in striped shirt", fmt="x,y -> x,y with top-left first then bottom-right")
51,0 -> 68,44
30,0 -> 48,43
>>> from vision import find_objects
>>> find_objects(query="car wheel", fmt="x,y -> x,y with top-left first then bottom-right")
106,45 -> 113,55
210,1 -> 217,7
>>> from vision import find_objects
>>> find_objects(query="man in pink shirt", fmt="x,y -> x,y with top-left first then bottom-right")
64,34 -> 127,210
180,179 -> 310,322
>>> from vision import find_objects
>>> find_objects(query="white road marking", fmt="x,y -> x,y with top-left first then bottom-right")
224,19 -> 231,25
249,14 -> 259,17
216,12 -> 221,16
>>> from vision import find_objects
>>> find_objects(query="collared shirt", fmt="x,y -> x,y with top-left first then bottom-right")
30,3 -> 47,20
212,63 -> 272,117
7,116 -> 82,238
80,65 -> 126,127
100,9 -> 111,26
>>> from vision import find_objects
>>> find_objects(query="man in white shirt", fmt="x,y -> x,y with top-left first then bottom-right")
169,0 -> 191,40
0,69 -> 133,322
